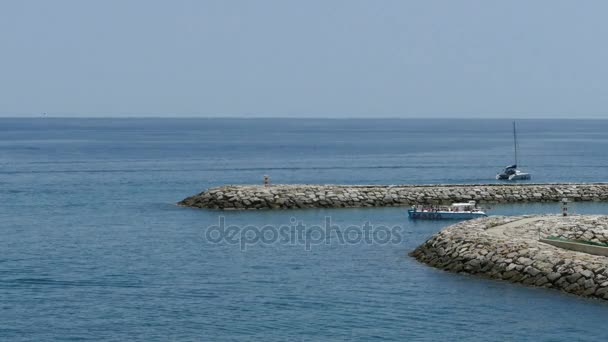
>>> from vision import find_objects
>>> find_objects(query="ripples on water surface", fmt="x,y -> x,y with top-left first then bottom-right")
2,118 -> 608,341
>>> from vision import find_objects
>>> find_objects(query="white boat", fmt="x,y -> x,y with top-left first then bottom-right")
407,201 -> 487,220
496,121 -> 531,180
506,169 -> 530,180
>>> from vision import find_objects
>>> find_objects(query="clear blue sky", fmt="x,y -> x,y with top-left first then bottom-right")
1,0 -> 607,118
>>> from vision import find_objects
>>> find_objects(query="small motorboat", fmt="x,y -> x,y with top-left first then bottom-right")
407,201 -> 487,220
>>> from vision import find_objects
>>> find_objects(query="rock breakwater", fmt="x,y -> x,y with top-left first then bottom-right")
410,215 -> 608,300
179,183 -> 608,210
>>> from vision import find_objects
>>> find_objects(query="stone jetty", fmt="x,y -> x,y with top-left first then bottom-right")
179,183 -> 608,210
410,215 -> 608,300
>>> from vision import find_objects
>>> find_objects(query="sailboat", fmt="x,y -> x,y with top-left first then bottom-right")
496,121 -> 531,180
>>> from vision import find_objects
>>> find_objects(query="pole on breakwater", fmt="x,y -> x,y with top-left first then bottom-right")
562,198 -> 569,217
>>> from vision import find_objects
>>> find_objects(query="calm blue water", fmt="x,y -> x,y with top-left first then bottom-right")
2,118 -> 608,341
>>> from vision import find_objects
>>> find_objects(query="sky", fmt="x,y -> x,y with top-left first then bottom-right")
1,0 -> 607,118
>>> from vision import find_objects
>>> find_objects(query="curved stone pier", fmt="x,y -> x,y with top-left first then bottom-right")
410,215 -> 608,300
179,183 -> 608,210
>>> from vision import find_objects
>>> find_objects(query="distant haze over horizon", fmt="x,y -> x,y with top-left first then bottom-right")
4,115 -> 608,120
2,1 -> 608,119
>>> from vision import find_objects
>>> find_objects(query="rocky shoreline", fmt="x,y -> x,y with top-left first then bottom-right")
179,183 -> 608,210
410,215 -> 608,300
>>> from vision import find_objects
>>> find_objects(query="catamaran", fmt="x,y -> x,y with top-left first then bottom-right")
496,121 -> 531,180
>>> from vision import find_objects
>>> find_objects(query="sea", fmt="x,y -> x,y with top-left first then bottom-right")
2,118 -> 608,341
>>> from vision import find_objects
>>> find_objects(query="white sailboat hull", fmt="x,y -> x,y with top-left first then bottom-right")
508,172 -> 531,180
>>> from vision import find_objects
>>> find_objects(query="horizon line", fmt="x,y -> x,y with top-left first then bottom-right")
1,115 -> 607,120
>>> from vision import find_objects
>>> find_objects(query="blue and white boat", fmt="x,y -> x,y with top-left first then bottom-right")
407,201 -> 487,220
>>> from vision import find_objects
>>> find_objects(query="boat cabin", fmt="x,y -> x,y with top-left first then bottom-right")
450,201 -> 478,212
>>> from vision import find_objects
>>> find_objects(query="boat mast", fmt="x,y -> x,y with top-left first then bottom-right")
513,121 -> 518,166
